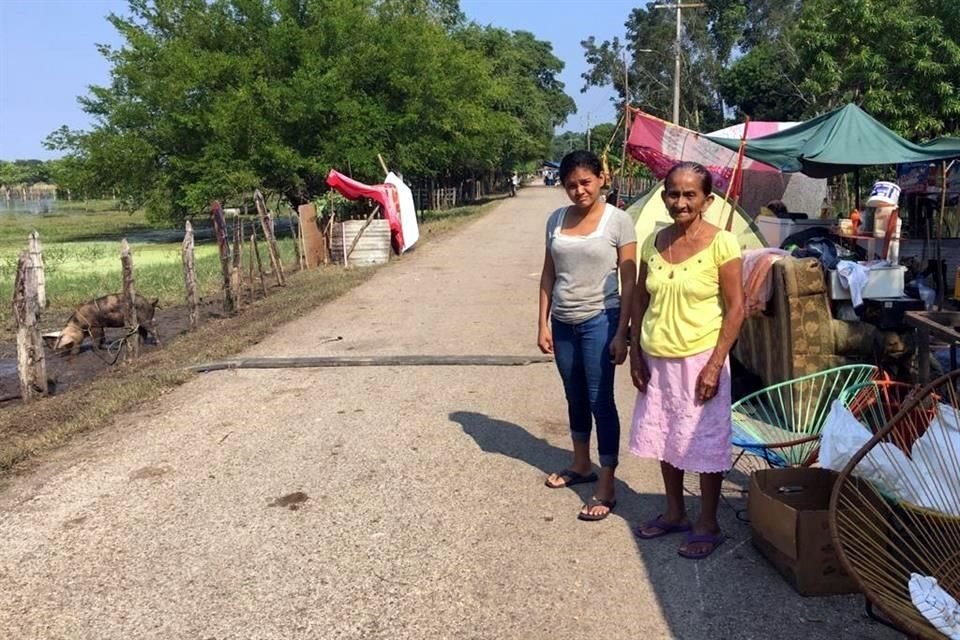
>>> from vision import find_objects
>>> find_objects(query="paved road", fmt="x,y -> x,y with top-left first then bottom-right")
0,185 -> 896,639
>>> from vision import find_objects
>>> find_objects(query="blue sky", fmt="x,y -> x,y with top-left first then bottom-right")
0,0 -> 634,160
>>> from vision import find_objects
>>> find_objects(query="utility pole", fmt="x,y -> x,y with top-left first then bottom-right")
586,112 -> 591,152
654,2 -> 705,125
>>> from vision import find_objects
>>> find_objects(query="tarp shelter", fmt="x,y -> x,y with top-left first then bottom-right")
706,104 -> 960,178
626,109 -> 826,216
626,183 -> 767,251
325,169 -> 404,254
626,109 -> 779,194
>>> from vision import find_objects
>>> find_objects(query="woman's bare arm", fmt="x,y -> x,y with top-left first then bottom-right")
695,257 -> 745,403
538,248 -> 556,354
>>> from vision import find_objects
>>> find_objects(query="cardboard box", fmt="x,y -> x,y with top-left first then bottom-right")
749,468 -> 859,596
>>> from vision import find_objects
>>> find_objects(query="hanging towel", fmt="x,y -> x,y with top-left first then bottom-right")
836,260 -> 870,311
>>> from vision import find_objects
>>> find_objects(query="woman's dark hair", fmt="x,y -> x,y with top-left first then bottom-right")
559,150 -> 602,183
664,161 -> 713,195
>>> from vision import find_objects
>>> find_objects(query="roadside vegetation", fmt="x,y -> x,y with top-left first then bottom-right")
0,196 -> 501,477
0,202 -> 302,338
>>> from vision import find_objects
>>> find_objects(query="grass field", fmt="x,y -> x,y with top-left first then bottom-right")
0,203 -> 301,336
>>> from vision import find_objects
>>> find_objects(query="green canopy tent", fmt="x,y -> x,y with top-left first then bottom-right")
917,137 -> 960,158
706,104 -> 960,179
708,104 -> 960,304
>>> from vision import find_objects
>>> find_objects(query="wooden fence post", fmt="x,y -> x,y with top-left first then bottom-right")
120,239 -> 140,360
323,193 -> 336,265
254,189 -> 286,287
231,215 -> 244,311
28,231 -> 45,309
210,201 -> 235,313
182,220 -> 198,330
247,230 -> 255,302
251,229 -> 267,297
13,249 -> 47,401
298,202 -> 325,268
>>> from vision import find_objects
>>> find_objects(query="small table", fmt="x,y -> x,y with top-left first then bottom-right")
904,311 -> 960,383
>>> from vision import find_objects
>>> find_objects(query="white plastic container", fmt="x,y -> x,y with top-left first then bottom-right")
828,266 -> 906,300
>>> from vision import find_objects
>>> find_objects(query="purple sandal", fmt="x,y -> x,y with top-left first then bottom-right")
677,532 -> 725,560
634,515 -> 692,540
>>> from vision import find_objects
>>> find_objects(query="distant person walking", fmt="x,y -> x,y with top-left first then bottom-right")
538,150 -> 637,521
629,161 -> 744,559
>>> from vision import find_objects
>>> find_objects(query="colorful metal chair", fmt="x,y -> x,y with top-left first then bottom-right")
730,364 -> 878,468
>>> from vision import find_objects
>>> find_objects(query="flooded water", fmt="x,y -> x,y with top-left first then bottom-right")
0,360 -> 18,377
0,197 -> 59,215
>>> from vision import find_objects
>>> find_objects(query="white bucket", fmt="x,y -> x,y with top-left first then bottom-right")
866,181 -> 901,207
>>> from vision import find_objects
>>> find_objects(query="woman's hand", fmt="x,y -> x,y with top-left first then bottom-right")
630,347 -> 650,392
695,360 -> 722,404
537,324 -> 554,354
609,333 -> 628,365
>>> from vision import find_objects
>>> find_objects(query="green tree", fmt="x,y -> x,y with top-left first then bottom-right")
793,0 -> 960,138
583,1 -> 807,128
550,131 -> 585,160
0,159 -> 50,186
719,41 -> 807,121
47,0 -> 574,222
457,26 -> 575,171
582,1 -> 757,131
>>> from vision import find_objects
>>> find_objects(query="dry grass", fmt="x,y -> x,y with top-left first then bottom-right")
0,199 -> 500,476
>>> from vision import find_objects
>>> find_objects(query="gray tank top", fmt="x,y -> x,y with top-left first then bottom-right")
545,204 -> 637,324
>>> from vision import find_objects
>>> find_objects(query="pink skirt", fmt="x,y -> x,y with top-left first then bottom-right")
628,349 -> 732,473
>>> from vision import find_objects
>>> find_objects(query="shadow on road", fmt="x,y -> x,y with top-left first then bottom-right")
448,410 -> 895,640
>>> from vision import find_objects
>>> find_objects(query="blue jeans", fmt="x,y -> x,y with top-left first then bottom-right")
551,308 -> 621,468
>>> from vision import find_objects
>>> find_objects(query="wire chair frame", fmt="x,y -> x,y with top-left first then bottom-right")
731,364 -> 879,468
830,369 -> 960,640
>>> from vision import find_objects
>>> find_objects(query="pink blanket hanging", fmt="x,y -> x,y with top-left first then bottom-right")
325,169 -> 404,254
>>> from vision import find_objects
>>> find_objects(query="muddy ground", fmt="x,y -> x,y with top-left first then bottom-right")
0,295 -> 229,405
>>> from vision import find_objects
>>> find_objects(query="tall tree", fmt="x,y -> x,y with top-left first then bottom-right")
550,131 -> 586,160
457,26 -> 575,170
793,0 -> 960,138
582,1 -> 755,131
584,1 -> 808,127
46,0 -> 574,222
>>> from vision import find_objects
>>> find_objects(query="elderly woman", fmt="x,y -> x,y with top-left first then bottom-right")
629,161 -> 745,559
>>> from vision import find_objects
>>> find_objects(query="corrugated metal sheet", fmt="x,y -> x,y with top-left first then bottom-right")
330,219 -> 391,267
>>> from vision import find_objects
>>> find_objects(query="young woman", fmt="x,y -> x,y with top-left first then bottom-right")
538,150 -> 637,521
629,161 -> 744,558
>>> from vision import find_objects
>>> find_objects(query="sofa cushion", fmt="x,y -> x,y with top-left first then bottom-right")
781,257 -> 827,298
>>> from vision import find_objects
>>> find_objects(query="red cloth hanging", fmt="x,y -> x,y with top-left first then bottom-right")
325,169 -> 404,254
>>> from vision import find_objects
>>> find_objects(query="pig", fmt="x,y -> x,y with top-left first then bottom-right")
54,294 -> 161,355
